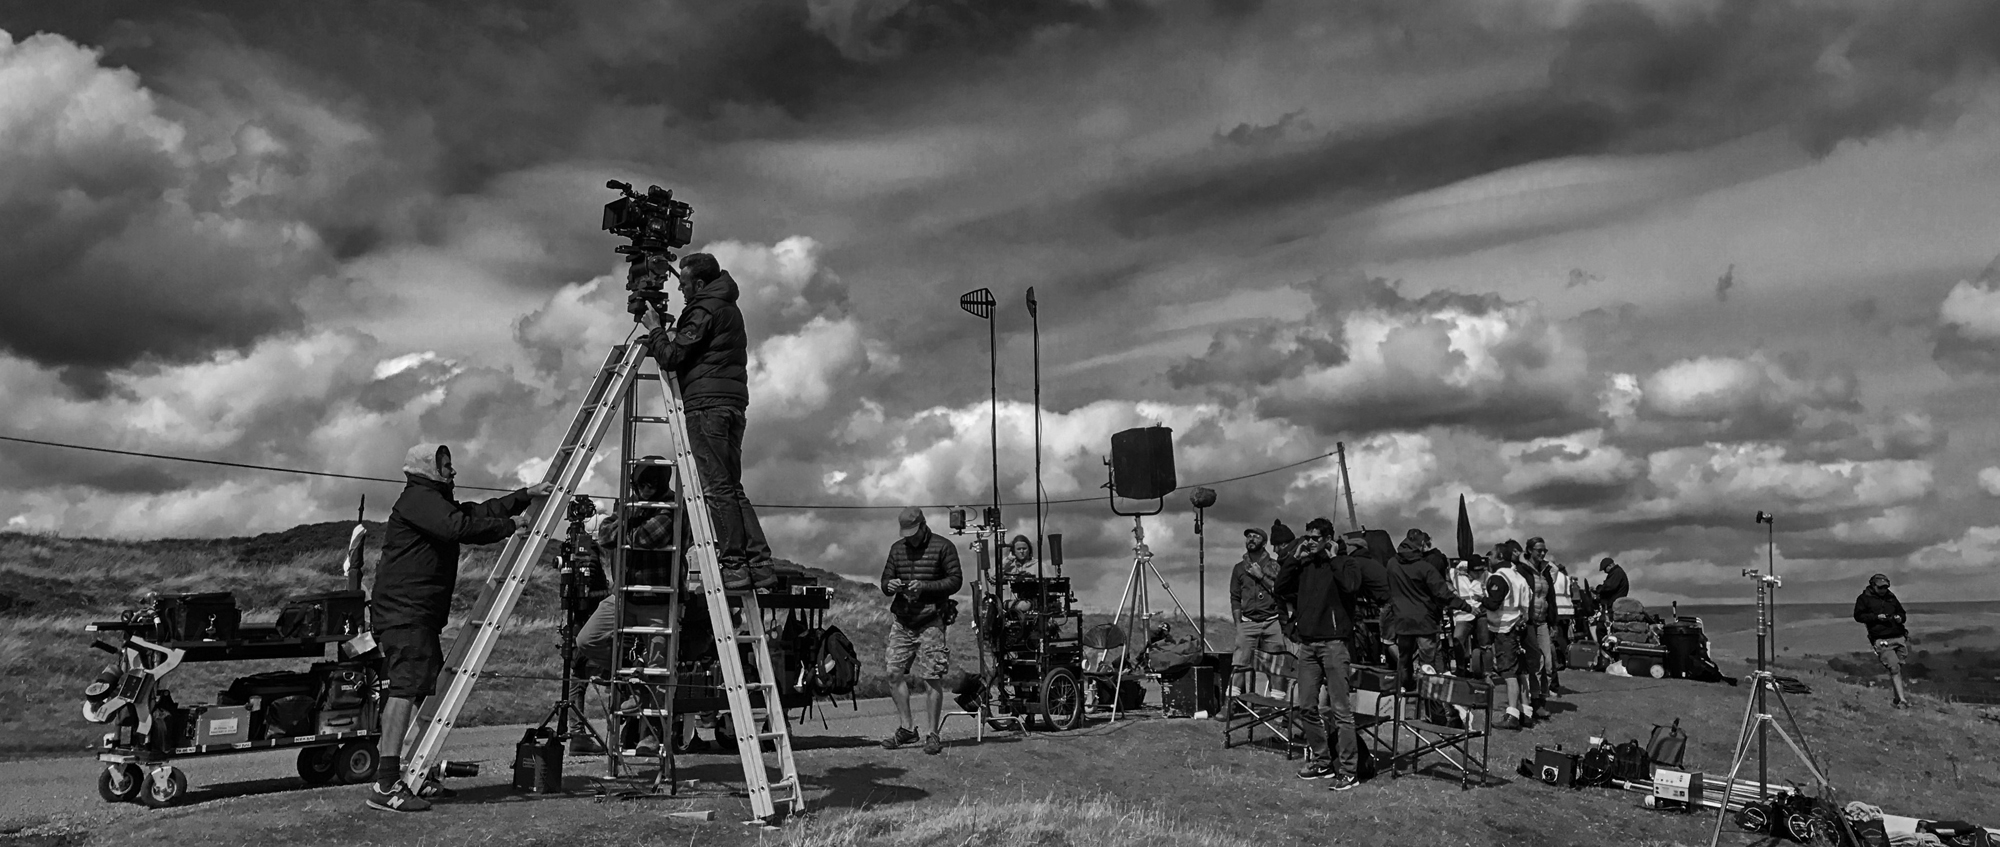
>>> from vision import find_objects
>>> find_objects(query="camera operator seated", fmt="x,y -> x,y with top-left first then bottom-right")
574,459 -> 722,755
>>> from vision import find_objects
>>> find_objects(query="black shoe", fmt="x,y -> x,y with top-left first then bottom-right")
568,734 -> 607,756
923,734 -> 944,755
366,784 -> 432,813
881,727 -> 919,750
417,779 -> 457,800
1326,774 -> 1360,792
1296,761 -> 1335,780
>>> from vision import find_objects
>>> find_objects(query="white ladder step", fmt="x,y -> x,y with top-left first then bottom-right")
628,415 -> 672,424
622,584 -> 677,594
615,667 -> 674,677
619,626 -> 675,636
627,456 -> 673,465
624,500 -> 675,510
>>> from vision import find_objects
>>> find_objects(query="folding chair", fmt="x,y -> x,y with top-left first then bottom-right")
1222,649 -> 1303,758
1392,672 -> 1495,788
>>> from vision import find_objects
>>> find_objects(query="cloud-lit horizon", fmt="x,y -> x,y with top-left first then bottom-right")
6,1 -> 2000,612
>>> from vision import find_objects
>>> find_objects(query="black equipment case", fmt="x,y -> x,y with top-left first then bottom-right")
153,592 -> 241,642
275,590 -> 367,639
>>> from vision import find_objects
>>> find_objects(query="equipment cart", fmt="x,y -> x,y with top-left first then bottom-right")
986,575 -> 1088,730
81,619 -> 382,808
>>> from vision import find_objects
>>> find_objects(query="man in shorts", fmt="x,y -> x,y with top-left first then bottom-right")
1853,573 -> 1911,709
368,443 -> 548,811
880,506 -> 962,754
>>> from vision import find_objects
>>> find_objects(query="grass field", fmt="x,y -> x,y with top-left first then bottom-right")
5,523 -> 2000,847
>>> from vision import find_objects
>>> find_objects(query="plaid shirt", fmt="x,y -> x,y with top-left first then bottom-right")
596,505 -> 677,592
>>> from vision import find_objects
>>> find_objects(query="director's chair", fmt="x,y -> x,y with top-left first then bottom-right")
1221,648 -> 1304,758
1391,672 -> 1495,789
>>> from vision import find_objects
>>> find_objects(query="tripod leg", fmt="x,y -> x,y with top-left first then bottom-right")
1709,684 -> 1765,847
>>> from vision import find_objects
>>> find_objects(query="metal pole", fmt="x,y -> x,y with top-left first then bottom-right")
1336,442 -> 1360,530
1767,520 -> 1777,657
989,313 -> 1000,527
1196,506 -> 1206,648
1757,576 -> 1768,802
1028,288 -> 1044,574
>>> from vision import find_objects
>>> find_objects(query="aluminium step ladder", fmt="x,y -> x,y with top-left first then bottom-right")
398,334 -> 804,822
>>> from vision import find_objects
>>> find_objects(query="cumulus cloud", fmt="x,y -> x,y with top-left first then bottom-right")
1932,273 -> 2000,373
1904,525 -> 2000,574
1170,280 -> 1594,439
0,30 -> 380,370
1498,429 -> 1641,508
1617,442 -> 1932,526
1980,467 -> 2000,496
1633,351 -> 1859,441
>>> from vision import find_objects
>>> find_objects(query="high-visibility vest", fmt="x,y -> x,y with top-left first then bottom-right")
1450,566 -> 1485,623
1485,567 -> 1530,632
1553,566 -> 1575,616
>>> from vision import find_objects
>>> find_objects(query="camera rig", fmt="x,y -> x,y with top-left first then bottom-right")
602,180 -> 695,318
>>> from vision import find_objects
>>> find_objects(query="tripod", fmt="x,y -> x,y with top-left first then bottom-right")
1103,516 -> 1204,719
532,512 -> 607,753
1709,569 -> 1831,847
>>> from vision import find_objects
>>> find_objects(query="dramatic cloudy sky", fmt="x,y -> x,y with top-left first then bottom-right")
5,0 -> 2000,612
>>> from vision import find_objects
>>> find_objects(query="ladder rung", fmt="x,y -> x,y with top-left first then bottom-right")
615,667 -> 673,677
622,584 -> 677,594
619,626 -> 674,636
619,544 -> 678,552
615,748 -> 664,758
768,777 -> 797,791
636,709 -> 676,717
628,416 -> 672,424
627,456 -> 674,465
624,501 -> 675,510
754,731 -> 785,742
634,373 -> 660,381
732,634 -> 768,644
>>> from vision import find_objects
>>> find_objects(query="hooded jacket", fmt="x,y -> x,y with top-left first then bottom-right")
1853,587 -> 1909,642
1274,542 -> 1385,642
880,524 -> 963,629
1386,538 -> 1475,637
645,270 -> 749,411
1596,564 -> 1630,604
371,444 -> 535,631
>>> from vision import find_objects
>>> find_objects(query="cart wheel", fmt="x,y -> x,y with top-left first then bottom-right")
1647,662 -> 1667,679
97,764 -> 142,803
1734,804 -> 1772,833
298,746 -> 341,786
334,739 -> 380,784
1037,667 -> 1085,732
140,767 -> 187,809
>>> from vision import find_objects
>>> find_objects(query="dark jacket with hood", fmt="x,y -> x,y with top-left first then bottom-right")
646,269 -> 749,411
1275,541 -> 1386,643
1231,548 -> 1282,622
1853,587 -> 1909,642
1386,539 -> 1474,637
1596,564 -> 1630,604
371,444 -> 535,631
880,525 -> 963,629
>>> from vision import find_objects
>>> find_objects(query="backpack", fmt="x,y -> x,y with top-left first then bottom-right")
1576,745 -> 1616,787
813,625 -> 861,699
1648,719 -> 1687,770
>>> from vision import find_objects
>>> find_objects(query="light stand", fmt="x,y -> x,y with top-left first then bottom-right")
1756,511 -> 1776,656
1101,460 -> 1205,720
1190,487 -> 1217,650
1707,567 -> 1833,847
959,289 -> 1001,533
533,503 -> 608,756
1027,287 -> 1045,576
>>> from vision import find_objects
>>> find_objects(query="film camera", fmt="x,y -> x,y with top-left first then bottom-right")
603,180 -> 694,316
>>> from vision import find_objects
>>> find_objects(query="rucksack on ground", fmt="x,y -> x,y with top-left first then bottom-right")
1647,718 -> 1687,769
811,624 -> 860,703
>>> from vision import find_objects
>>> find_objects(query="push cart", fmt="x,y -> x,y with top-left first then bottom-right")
82,619 -> 381,808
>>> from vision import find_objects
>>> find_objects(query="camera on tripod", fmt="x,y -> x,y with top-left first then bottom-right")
564,494 -> 597,524
603,180 -> 695,316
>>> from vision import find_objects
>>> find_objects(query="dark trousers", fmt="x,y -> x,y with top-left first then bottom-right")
1394,633 -> 1439,692
686,407 -> 771,567
1294,640 -> 1359,776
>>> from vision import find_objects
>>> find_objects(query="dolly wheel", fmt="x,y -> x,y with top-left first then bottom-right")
140,767 -> 187,808
97,764 -> 142,803
335,739 -> 380,784
298,746 -> 340,785
1038,667 -> 1085,732
1648,663 -> 1667,679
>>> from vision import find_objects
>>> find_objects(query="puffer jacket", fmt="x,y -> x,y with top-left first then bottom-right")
645,271 -> 749,411
1853,588 -> 1908,642
880,525 -> 963,628
371,450 -> 533,631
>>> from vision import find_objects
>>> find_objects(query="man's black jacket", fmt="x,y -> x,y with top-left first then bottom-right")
1853,588 -> 1908,642
1596,564 -> 1630,605
371,476 -> 533,632
1275,544 -> 1387,642
645,272 -> 749,411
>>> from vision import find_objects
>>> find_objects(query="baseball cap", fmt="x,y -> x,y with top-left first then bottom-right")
1244,527 -> 1267,541
898,506 -> 925,537
1869,573 -> 1890,586
1599,557 -> 1616,567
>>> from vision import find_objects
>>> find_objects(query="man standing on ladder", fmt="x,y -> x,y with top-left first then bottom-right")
880,506 -> 962,755
635,252 -> 778,591
367,444 -> 549,813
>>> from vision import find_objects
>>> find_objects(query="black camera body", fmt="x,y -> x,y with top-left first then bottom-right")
603,180 -> 694,317
564,495 -> 596,524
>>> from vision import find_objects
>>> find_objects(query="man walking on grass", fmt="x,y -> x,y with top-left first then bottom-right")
1275,518 -> 1384,791
880,506 -> 962,755
368,443 -> 549,812
1853,573 -> 1912,709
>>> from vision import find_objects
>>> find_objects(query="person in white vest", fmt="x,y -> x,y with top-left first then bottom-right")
1448,555 -> 1490,673
1479,541 -> 1536,730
